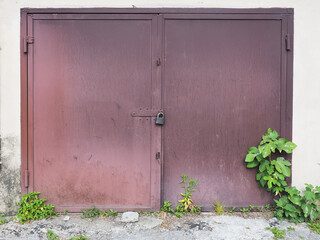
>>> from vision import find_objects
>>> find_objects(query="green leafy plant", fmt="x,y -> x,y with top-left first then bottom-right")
257,206 -> 261,212
245,129 -> 320,224
15,192 -> 58,224
102,209 -> 118,217
63,209 -> 68,215
274,184 -> 320,223
81,206 -> 101,219
229,207 -> 236,213
0,214 -> 8,225
249,205 -> 255,211
266,227 -> 285,239
160,201 -> 175,214
240,207 -> 249,213
213,202 -> 225,214
69,234 -> 89,240
287,226 -> 295,231
161,175 -> 201,218
177,175 -> 201,213
47,230 -> 59,240
265,204 -> 271,211
308,220 -> 320,234
245,128 -> 296,196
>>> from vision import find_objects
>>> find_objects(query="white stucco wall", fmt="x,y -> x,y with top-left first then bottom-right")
0,0 -> 319,212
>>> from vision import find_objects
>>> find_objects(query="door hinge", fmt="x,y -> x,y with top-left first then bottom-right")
23,36 -> 34,53
156,58 -> 161,66
24,170 -> 29,188
285,34 -> 291,51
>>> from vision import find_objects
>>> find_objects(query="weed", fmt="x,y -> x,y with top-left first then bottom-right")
266,227 -> 285,239
69,234 -> 89,240
161,201 -> 175,214
15,192 -> 58,224
177,175 -> 201,213
229,207 -> 236,213
257,206 -> 261,212
81,206 -> 101,219
308,221 -> 320,234
46,230 -> 59,240
213,202 -> 225,214
63,210 -> 68,215
298,236 -> 304,239
265,204 -> 270,211
287,226 -> 295,231
240,208 -> 249,213
102,209 -> 118,217
0,214 -> 8,225
161,174 -> 201,218
153,212 -> 159,217
249,205 -> 254,211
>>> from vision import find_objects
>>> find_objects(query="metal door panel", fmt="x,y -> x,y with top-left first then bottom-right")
163,18 -> 284,209
30,16 -> 159,210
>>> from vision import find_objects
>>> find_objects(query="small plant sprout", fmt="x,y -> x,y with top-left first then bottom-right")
287,226 -> 295,231
0,214 -> 8,225
249,205 -> 254,211
265,204 -> 270,211
46,230 -> 59,240
266,227 -> 285,239
63,209 -> 68,215
81,206 -> 101,219
240,208 -> 249,213
213,202 -> 225,214
257,206 -> 261,212
229,207 -> 236,213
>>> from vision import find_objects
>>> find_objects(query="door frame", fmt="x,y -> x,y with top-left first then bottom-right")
21,8 -> 293,210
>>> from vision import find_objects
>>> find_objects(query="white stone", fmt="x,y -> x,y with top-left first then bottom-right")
40,228 -> 47,234
63,216 -> 70,221
121,212 -> 139,223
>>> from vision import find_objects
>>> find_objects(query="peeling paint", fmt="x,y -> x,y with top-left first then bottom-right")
0,135 -> 21,215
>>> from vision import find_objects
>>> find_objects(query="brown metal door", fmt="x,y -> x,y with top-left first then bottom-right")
162,14 -> 291,209
27,14 -> 161,211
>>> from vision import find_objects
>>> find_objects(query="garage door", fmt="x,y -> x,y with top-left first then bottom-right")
21,9 -> 293,211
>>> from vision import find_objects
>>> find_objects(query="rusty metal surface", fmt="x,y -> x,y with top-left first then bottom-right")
162,18 -> 286,210
31,16 -> 158,210
21,9 -> 293,211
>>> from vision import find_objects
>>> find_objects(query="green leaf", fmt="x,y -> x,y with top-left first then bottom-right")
284,204 -> 296,212
304,190 -> 316,201
302,203 -> 312,217
258,144 -> 271,158
245,154 -> 256,162
269,130 -> 279,140
282,141 -> 297,153
288,195 -> 301,206
273,158 -> 291,177
259,159 -> 269,172
247,160 -> 259,168
276,138 -> 287,153
248,146 -> 259,154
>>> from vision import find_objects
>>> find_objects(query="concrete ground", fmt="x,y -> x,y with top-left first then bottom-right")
0,212 -> 319,240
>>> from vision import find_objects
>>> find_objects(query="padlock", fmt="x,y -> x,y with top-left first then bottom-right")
155,112 -> 165,125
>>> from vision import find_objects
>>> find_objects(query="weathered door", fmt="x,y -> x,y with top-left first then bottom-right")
22,9 -> 293,211
25,14 -> 161,211
162,14 -> 292,209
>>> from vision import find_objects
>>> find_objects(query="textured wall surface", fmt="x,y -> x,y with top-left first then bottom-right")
0,0 -> 319,213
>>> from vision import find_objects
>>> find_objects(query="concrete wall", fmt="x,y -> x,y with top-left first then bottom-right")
0,0 -> 319,213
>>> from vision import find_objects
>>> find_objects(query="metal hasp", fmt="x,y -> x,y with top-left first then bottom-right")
155,112 -> 165,125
